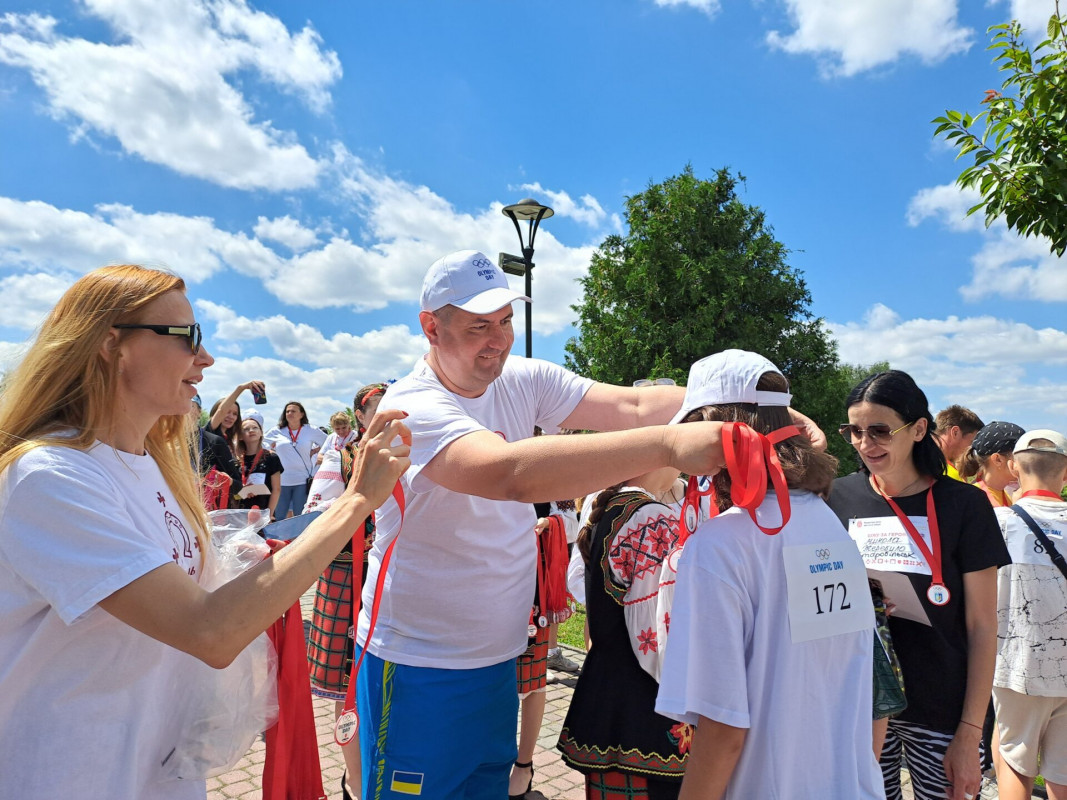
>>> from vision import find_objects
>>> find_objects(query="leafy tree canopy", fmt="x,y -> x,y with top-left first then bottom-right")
934,3 -> 1067,255
564,165 -> 880,472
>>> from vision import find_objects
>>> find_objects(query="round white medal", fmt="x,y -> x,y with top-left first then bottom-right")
926,584 -> 951,606
335,710 -> 358,745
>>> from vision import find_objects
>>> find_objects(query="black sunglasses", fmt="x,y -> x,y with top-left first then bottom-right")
837,421 -> 914,445
113,323 -> 202,355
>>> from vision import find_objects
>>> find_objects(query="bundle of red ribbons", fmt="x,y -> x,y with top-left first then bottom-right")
680,421 -> 800,542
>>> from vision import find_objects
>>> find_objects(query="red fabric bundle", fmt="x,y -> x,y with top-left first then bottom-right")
262,539 -> 326,800
538,515 -> 571,623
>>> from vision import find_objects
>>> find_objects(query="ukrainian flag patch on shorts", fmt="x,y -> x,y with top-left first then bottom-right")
390,770 -> 424,795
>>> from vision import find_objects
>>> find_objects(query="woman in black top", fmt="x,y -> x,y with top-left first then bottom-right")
234,412 -> 282,519
828,370 -> 1008,800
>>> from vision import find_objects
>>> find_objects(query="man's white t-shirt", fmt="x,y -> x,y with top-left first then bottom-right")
994,497 -> 1067,696
0,443 -> 207,799
656,491 -> 885,800
357,355 -> 593,669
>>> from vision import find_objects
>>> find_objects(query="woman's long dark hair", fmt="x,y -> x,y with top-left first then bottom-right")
846,370 -> 945,479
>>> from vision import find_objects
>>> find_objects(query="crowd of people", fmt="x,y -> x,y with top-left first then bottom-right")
0,251 -> 1064,800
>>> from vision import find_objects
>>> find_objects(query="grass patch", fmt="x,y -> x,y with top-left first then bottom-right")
557,603 -> 587,650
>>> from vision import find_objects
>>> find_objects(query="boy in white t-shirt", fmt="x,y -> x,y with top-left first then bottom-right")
992,429 -> 1067,800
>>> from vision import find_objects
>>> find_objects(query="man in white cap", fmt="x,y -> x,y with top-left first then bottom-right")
354,250 -> 820,800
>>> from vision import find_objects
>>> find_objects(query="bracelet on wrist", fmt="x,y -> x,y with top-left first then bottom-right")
958,719 -> 983,733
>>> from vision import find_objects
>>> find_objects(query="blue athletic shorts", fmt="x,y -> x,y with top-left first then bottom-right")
357,652 -> 518,799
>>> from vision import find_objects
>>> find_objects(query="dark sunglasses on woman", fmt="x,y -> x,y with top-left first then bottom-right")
112,323 -> 203,355
837,421 -> 914,445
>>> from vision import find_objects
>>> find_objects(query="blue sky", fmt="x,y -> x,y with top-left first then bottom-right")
2,0 -> 1066,430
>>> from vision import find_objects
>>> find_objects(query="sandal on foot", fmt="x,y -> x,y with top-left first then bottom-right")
509,760 -> 533,799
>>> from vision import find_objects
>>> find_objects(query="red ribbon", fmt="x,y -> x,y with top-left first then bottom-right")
536,515 -> 571,624
335,480 -> 406,745
262,538 -> 327,800
872,477 -> 945,593
680,422 -> 799,541
1017,489 -> 1064,501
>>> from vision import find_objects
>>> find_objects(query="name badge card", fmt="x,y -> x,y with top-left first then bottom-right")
782,539 -> 872,644
1005,512 -> 1067,566
247,472 -> 267,486
848,516 -> 933,575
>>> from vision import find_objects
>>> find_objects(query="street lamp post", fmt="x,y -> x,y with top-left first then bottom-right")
501,198 -> 554,358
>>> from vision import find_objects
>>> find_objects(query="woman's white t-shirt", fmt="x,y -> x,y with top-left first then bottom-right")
0,443 -> 207,799
264,424 -> 327,487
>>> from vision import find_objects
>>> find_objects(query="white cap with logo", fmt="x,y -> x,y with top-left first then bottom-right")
670,349 -> 792,425
242,409 -> 265,429
1013,429 -> 1067,457
420,250 -> 531,314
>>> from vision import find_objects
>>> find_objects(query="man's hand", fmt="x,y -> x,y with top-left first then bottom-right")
788,408 -> 827,451
664,422 -> 726,478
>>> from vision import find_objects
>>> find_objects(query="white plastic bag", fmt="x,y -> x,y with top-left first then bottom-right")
160,508 -> 280,780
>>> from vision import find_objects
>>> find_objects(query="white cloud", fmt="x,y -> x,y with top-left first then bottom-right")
515,183 -> 608,228
827,304 -> 1067,427
0,196 -> 280,282
0,271 -> 76,330
907,182 -> 1067,301
650,0 -> 721,17
190,302 -> 428,425
994,0 -> 1060,41
766,0 -> 973,77
253,215 -> 320,252
905,184 -> 985,233
0,179 -> 602,334
0,0 -> 339,190
196,300 -> 427,369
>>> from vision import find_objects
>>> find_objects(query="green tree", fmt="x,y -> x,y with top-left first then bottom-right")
933,3 -> 1067,255
564,165 -> 863,471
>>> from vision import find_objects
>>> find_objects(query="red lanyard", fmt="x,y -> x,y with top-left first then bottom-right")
678,422 -> 799,542
334,480 -> 406,746
241,449 -> 265,485
872,477 -> 951,606
1018,489 -> 1064,501
288,426 -> 301,445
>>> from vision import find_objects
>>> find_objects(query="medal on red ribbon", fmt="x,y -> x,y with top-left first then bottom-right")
334,480 -> 406,746
873,477 -> 951,606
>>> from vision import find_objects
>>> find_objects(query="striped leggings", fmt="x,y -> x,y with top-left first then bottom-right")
881,719 -> 985,800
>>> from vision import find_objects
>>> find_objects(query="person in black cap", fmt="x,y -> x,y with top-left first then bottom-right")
960,421 -> 1027,508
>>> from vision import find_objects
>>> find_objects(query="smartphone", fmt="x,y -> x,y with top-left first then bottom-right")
252,388 -> 267,405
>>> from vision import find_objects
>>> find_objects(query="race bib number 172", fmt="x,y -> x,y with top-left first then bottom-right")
782,539 -> 872,644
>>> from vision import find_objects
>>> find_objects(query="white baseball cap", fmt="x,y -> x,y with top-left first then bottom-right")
670,349 -> 792,425
420,250 -> 531,314
242,409 -> 265,429
1013,429 -> 1067,457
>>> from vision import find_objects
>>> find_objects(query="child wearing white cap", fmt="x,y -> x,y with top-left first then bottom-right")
654,351 -> 884,800
991,429 -> 1067,800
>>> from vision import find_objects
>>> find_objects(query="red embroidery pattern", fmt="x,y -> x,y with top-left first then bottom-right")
637,627 -> 658,654
669,722 -> 694,755
663,611 -> 671,634
608,511 -> 677,583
